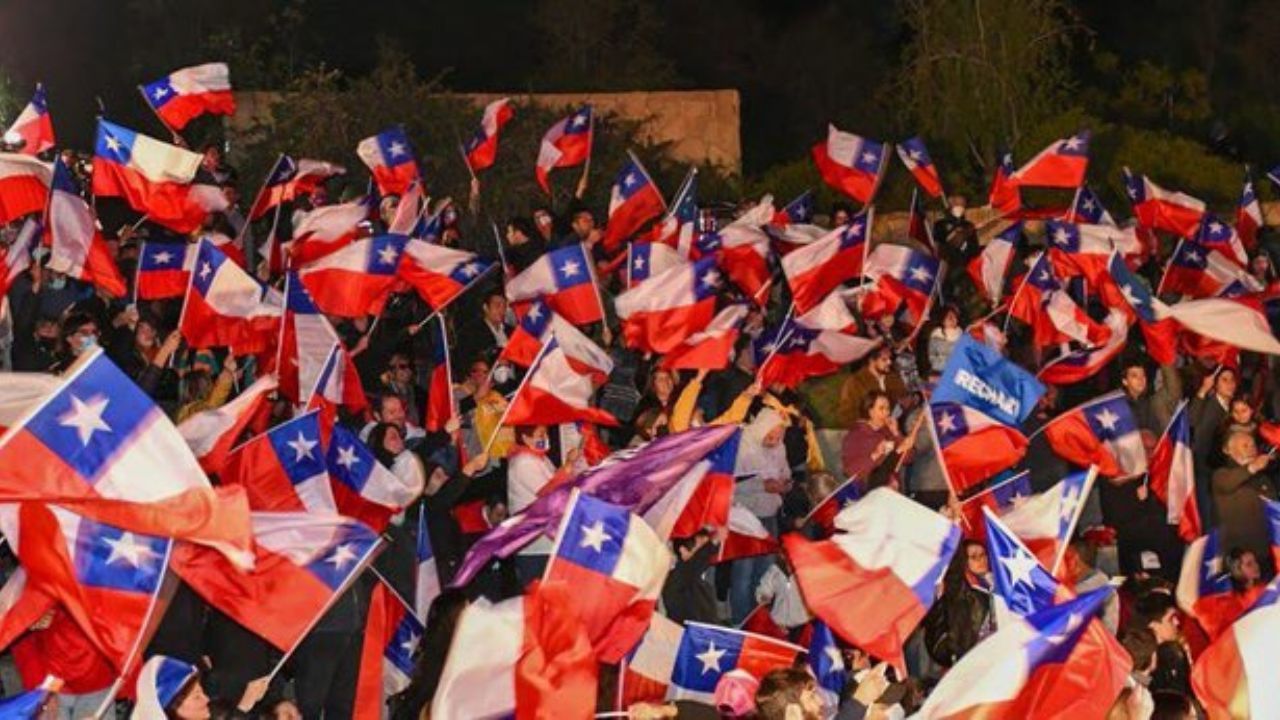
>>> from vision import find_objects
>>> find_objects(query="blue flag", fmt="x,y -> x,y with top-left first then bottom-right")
933,334 -> 1045,427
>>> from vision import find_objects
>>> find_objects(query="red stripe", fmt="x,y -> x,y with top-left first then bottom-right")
0,174 -> 48,225
548,284 -> 603,326
91,161 -> 208,233
180,291 -> 280,354
514,582 -> 598,720
156,91 -> 237,130
812,144 -> 878,203
620,300 -> 715,354
545,561 -> 657,663
297,268 -> 398,318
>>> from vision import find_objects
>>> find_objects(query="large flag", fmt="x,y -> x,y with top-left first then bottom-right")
755,318 -> 880,389
430,581 -> 597,719
221,410 -> 335,514
535,105 -> 593,194
505,244 -> 604,326
984,509 -> 1063,623
4,83 -> 55,156
504,338 -> 617,428
1008,132 -> 1090,188
781,210 -> 872,314
544,490 -> 671,662
1197,212 -> 1249,267
957,471 -> 1032,540
1099,252 -> 1178,364
930,402 -> 1029,496
278,272 -> 366,411
914,588 -> 1118,719
661,303 -> 749,371
626,240 -> 686,288
0,153 -> 51,225
172,512 -> 381,651
1000,470 -> 1096,575
644,168 -> 698,257
1176,530 -> 1243,640
967,222 -> 1021,305
178,375 -> 277,475
1123,168 -> 1206,238
356,126 -> 419,195
811,124 -> 887,203
896,136 -> 943,197
1148,401 -> 1201,542
932,333 -> 1045,427
0,349 -> 252,561
397,238 -> 494,311
1037,309 -> 1130,385
0,502 -> 172,671
327,423 -> 421,533
1043,219 -> 1142,286
1163,296 -> 1280,355
289,197 -> 370,266
141,63 -> 235,130
860,242 -> 941,324
657,429 -> 741,540
783,488 -> 959,672
91,120 -> 225,233
462,97 -> 514,173
297,234 -> 407,318
1064,184 -> 1115,225
1191,576 -> 1280,717
248,155 -> 346,221
701,196 -> 775,302
1043,393 -> 1146,477
619,614 -> 683,707
1158,239 -> 1257,299
353,582 -> 423,718
602,154 -> 665,252
44,158 -> 126,297
498,299 -> 614,379
180,238 -> 282,353
136,241 -> 194,300
668,622 -> 803,704
615,256 -> 722,354
1008,253 -> 1108,349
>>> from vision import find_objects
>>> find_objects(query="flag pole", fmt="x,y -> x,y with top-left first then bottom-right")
1155,238 -> 1183,296
489,218 -> 511,278
239,153 -> 284,266
1051,466 -> 1098,575
411,262 -> 499,332
482,337 -> 554,455
136,85 -> 185,147
1000,252 -> 1041,336
576,108 -> 595,199
754,303 -> 797,384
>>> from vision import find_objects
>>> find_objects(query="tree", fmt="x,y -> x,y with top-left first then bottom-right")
532,0 -> 680,91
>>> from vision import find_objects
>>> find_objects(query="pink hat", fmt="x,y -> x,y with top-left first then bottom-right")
713,669 -> 760,717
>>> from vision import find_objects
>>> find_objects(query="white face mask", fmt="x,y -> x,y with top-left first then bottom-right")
949,205 -> 965,218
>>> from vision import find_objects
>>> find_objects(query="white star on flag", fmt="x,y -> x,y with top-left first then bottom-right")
696,642 -> 726,674
387,141 -> 407,158
633,256 -> 646,271
526,304 -> 543,321
1184,250 -> 1202,264
377,245 -> 400,265
104,532 -> 159,568
458,263 -> 479,278
1093,408 -> 1120,432
59,395 -> 111,446
1053,229 -> 1071,246
1000,550 -> 1040,588
860,151 -> 878,165
198,262 -> 213,282
1047,613 -> 1084,645
909,265 -> 933,283
936,411 -> 957,434
335,445 -> 359,470
152,251 -> 174,265
1120,284 -> 1140,307
104,135 -> 122,153
700,270 -> 720,288
152,86 -> 169,100
559,259 -> 581,277
623,173 -> 637,187
1063,136 -> 1083,151
571,113 -> 588,128
1209,222 -> 1224,234
326,543 -> 358,570
287,432 -> 318,462
578,520 -> 610,553
849,222 -> 865,237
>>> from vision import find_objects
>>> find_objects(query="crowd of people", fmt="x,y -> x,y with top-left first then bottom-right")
2,93 -> 1280,720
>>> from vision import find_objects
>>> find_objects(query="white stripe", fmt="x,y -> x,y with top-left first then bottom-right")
431,595 -> 521,719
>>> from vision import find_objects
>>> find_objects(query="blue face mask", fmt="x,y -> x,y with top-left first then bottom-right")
76,334 -> 97,354
532,438 -> 548,452
48,275 -> 67,290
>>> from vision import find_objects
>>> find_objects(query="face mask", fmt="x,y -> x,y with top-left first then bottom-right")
77,334 -> 98,354
949,205 -> 965,218
531,438 -> 548,452
48,276 -> 67,290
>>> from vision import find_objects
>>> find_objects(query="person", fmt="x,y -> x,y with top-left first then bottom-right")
456,357 -> 512,461
1194,546 -> 1267,639
926,305 -> 962,375
11,607 -> 117,720
417,451 -> 490,584
729,407 -> 791,623
924,539 -> 994,667
632,367 -> 678,441
754,555 -> 809,635
1212,430 -> 1277,573
837,346 -> 906,430
379,351 -> 426,422
1118,625 -> 1158,719
360,393 -> 427,445
131,654 -> 269,719
458,292 -> 512,371
662,529 -> 723,625
753,667 -> 822,720
507,425 -> 579,586
1192,366 -> 1238,520
1119,358 -> 1182,436
367,422 -> 427,515
505,216 -> 545,275
390,590 -> 469,720
841,391 -> 913,489
175,355 -> 237,423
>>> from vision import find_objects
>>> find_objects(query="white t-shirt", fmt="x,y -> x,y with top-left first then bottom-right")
508,450 -> 556,556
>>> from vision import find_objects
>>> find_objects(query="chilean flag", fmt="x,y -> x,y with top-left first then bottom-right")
626,240 -> 686,288
535,105 -> 593,194
1043,393 -> 1147,478
603,154 -> 666,252
180,238 -> 281,353
619,614 -> 682,707
397,237 -> 495,311
297,234 -> 407,318
498,300 -> 614,379
1197,212 -> 1249,267
1239,167 -> 1263,251
0,349 -> 252,563
289,197 -> 371,267
327,423 -> 421,533
249,154 -> 346,221
423,316 -> 454,433
1044,219 -> 1142,286
0,217 -> 36,304
357,126 -> 419,195
1100,252 -> 1178,364
669,621 -> 803,704
1124,168 -> 1206,238
1191,576 -> 1280,716
1159,239 -> 1258,299
172,512 -> 382,651
755,320 -> 881,389
1148,401 -> 1201,542
1176,530 -> 1243,640
988,150 -> 1021,216
715,505 -> 781,564
416,509 -> 440,621
278,272 -> 366,411
504,338 -> 617,428
544,490 -> 671,662
643,168 -> 698,257
136,241 -> 194,299
780,209 -> 871,314
773,189 -> 815,226
802,475 -> 862,537
1009,131 -> 1090,188
907,187 -> 936,253
1163,295 -> 1280,355
700,196 -> 775,302
896,135 -> 943,197
0,503 -> 172,671
221,410 -> 336,514
616,255 -> 722,354
1037,309 -> 1129,385
505,243 -> 604,326
1000,470 -> 1096,576
0,152 -> 51,225
914,587 -> 1119,719
663,429 -> 740,539
931,402 -> 1029,496
431,581 -> 598,718
1008,254 -> 1107,349
91,119 -> 225,233
354,582 -> 423,718
1064,184 -> 1115,225
178,375 -> 277,475
811,124 -> 887,203
0,676 -> 60,716
141,63 -> 235,130
45,158 -> 126,297
860,242 -> 941,324
984,508 -> 1067,623
462,97 -> 513,173
968,222 -> 1020,305
957,471 -> 1032,542
4,83 -> 55,156
661,303 -> 749,371
783,488 -> 960,673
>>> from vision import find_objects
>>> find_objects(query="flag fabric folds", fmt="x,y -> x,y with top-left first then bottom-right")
1008,132 -> 1090,188
1043,393 -> 1147,477
463,97 -> 514,173
356,126 -> 419,195
535,105 -> 593,194
602,154 -> 665,252
5,83 -> 55,156
142,63 -> 235,130
1191,577 -> 1280,718
297,234 -> 407,318
180,238 -> 282,353
1148,401 -> 1202,542
0,153 -> 52,225
811,124 -> 886,203
505,244 -> 604,326
615,256 -> 722,354
45,158 -> 126,297
668,621 -> 804,704
781,211 -> 871,314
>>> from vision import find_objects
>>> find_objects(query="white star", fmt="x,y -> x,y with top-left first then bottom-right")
559,259 -> 581,277
198,262 -> 212,282
387,141 -> 407,158
1094,408 -> 1120,432
287,432 -> 318,462
908,149 -> 923,161
1063,136 -> 1083,151
1053,228 -> 1072,246
700,269 -> 720,288
1036,269 -> 1052,283
1120,284 -> 1140,307
526,304 -> 544,321
579,520 -> 610,553
103,532 -> 158,568
1209,221 -> 1224,234
633,256 -> 646,271
104,134 -> 122,153
400,635 -> 418,654
860,151 -> 878,165
377,244 -> 400,265
909,265 -> 933,283
1059,484 -> 1082,523
1000,550 -> 1040,588
1127,186 -> 1138,199
59,395 -> 111,446
458,263 -> 479,278
1184,250 -> 1202,264
1081,198 -> 1095,211
152,86 -> 169,100
325,542 -> 358,570
1244,182 -> 1254,196
571,114 -> 588,128
623,173 -> 637,187
152,250 -> 174,265
335,445 -> 359,471
824,645 -> 845,671
696,642 -> 727,674
1205,555 -> 1224,576
936,411 -> 957,434
848,221 -> 865,237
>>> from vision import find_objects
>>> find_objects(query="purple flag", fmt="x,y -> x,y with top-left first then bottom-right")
451,425 -> 738,586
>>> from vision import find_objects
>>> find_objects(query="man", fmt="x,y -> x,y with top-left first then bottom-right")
360,393 -> 427,445
1191,365 -> 1237,526
459,292 -> 511,371
1120,358 -> 1182,435
837,346 -> 906,429
1213,430 -> 1276,573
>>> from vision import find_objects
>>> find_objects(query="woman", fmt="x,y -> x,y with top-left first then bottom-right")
368,423 -> 427,518
632,368 -> 678,441
131,655 -> 268,719
729,407 -> 791,624
924,540 -> 995,667
840,391 -> 914,489
175,354 -> 237,424
505,216 -> 545,275
927,306 -> 963,375
390,590 -> 469,720
507,425 -> 579,586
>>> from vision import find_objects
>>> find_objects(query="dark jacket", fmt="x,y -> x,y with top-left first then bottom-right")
661,542 -> 719,625
924,581 -> 992,666
1212,461 -> 1277,570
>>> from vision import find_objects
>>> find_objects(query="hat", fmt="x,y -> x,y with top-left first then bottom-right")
713,669 -> 759,717
132,655 -> 198,718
